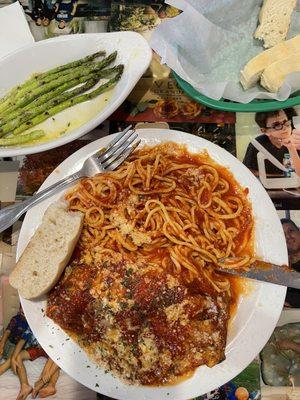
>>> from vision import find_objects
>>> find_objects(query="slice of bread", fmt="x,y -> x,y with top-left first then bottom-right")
261,52 -> 300,92
240,34 -> 300,89
9,201 -> 84,299
254,0 -> 297,48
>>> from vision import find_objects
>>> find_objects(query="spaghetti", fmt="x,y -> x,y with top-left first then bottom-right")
66,142 -> 254,293
47,142 -> 255,385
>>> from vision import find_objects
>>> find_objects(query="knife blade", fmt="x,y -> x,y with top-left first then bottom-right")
216,260 -> 300,289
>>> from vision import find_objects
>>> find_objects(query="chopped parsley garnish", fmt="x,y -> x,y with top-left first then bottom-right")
131,344 -> 139,357
119,301 -> 127,310
122,276 -> 131,288
125,291 -> 132,299
125,268 -> 133,276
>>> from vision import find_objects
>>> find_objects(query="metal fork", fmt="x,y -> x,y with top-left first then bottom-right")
0,126 -> 140,233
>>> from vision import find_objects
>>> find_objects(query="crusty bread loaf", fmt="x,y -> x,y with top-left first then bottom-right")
254,0 -> 297,48
9,201 -> 84,299
240,34 -> 300,89
261,52 -> 300,92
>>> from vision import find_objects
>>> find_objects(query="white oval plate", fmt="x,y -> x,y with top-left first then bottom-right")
0,32 -> 152,157
18,129 -> 287,400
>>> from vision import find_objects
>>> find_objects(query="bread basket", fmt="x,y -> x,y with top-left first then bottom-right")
173,72 -> 300,113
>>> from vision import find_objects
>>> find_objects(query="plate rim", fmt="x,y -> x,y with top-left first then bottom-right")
17,129 -> 287,399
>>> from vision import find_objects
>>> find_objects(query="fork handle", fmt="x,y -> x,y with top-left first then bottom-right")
0,172 -> 82,233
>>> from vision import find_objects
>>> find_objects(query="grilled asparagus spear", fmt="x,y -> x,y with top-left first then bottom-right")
0,51 -> 117,115
0,77 -> 89,126
0,130 -> 45,146
0,66 -> 121,133
0,77 -> 100,137
0,50 -> 106,109
11,69 -> 123,137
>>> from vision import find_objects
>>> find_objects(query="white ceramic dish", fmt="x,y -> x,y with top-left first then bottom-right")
18,129 -> 287,400
0,32 -> 152,157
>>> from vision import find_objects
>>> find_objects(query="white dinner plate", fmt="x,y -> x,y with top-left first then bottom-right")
18,129 -> 287,400
0,32 -> 152,157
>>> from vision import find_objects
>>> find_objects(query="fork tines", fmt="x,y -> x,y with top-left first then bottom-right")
96,126 -> 140,171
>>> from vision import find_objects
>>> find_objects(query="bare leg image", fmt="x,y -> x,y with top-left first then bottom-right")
38,369 -> 60,398
31,359 -> 53,398
32,359 -> 60,399
0,357 -> 11,375
15,351 -> 32,400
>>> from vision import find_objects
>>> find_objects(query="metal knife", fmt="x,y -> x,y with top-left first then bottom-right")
216,260 -> 300,289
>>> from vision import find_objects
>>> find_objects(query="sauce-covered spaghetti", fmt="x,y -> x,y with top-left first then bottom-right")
47,142 -> 254,385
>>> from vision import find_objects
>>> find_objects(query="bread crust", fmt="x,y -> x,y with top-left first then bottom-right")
261,52 -> 300,92
240,35 -> 300,89
254,0 -> 297,49
9,201 -> 84,299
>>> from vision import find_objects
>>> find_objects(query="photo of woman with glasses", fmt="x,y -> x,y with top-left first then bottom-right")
243,108 -> 300,178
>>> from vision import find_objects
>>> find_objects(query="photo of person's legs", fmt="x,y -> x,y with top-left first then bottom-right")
15,350 -> 32,400
39,367 -> 60,398
0,356 -> 12,375
0,344 -> 15,376
32,358 -> 60,398
31,358 -> 52,398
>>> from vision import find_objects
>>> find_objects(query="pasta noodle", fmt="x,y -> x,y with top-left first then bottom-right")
65,142 -> 254,293
47,142 -> 255,385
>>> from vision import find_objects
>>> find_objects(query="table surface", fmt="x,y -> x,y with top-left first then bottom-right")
0,15 -> 299,397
